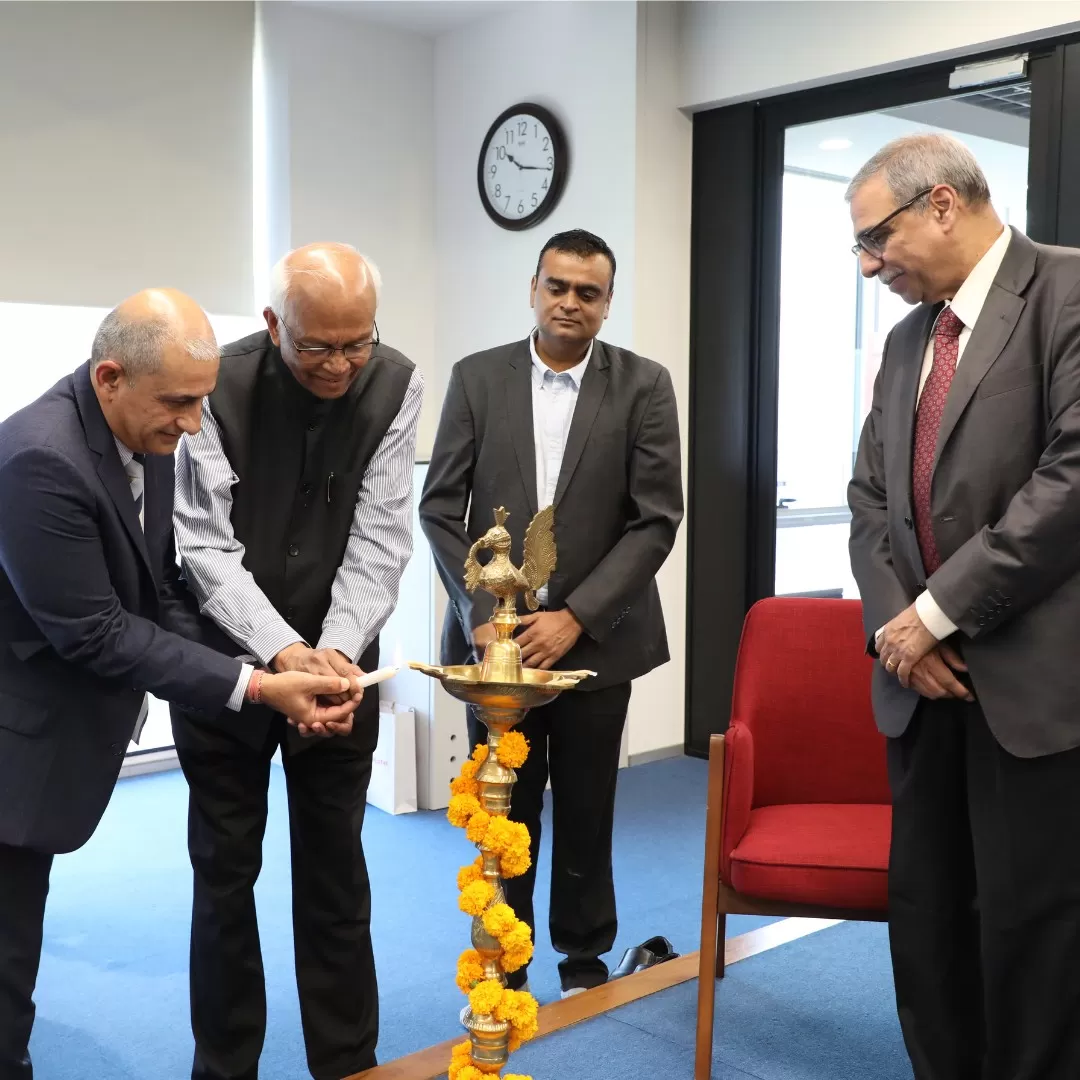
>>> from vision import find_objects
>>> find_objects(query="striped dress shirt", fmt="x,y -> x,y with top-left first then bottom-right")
172,368 -> 424,668
112,436 -> 251,719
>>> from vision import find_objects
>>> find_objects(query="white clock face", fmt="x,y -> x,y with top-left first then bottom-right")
482,112 -> 557,222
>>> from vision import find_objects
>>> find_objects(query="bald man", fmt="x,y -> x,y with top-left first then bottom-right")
0,290 -> 361,1080
169,245 -> 423,1080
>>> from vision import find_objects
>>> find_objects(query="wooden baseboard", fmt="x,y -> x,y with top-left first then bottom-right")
346,916 -> 838,1080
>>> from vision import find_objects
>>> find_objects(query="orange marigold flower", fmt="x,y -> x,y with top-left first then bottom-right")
500,848 -> 532,879
455,949 -> 485,993
447,793 -> 482,829
472,743 -> 489,763
468,979 -> 503,1017
500,939 -> 534,974
496,730 -> 530,768
482,903 -> 517,940
465,809 -> 491,846
459,758 -> 480,781
458,880 -> 495,917
450,774 -> 480,797
456,858 -> 485,892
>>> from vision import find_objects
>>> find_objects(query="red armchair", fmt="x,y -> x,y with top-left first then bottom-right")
694,597 -> 891,1080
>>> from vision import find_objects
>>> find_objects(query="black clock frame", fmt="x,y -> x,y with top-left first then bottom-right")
476,102 -> 569,232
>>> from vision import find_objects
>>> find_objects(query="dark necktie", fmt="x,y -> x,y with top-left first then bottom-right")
124,451 -> 148,742
912,306 -> 965,574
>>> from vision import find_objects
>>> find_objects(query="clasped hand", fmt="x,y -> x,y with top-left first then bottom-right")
472,608 -> 583,670
272,643 -> 365,738
876,603 -> 974,701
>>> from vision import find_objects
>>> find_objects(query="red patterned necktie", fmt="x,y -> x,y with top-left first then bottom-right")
912,306 -> 965,575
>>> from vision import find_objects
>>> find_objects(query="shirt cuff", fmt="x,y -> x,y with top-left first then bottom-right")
914,590 -> 960,641
316,626 -> 367,666
247,619 -> 306,669
226,663 -> 255,712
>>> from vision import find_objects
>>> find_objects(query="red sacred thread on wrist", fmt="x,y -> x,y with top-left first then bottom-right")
248,670 -> 264,704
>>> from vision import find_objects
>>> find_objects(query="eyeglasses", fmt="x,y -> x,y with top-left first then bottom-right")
851,188 -> 934,258
279,319 -> 379,363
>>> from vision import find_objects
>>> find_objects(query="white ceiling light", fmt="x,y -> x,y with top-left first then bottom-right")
819,138 -> 853,151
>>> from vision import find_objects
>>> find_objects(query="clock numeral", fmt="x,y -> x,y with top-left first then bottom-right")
542,176 -> 549,191
494,184 -> 501,198
489,164 -> 497,178
517,201 -> 524,214
495,145 -> 506,160
505,195 -> 511,211
531,192 -> 539,208
547,156 -> 553,168
518,120 -> 527,137
505,128 -> 513,144
533,123 -> 538,138
543,136 -> 550,151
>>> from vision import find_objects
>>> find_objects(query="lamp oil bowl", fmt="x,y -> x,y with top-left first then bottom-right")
409,505 -> 595,1070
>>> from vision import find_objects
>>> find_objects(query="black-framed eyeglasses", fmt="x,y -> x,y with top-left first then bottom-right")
279,318 -> 379,362
851,187 -> 934,258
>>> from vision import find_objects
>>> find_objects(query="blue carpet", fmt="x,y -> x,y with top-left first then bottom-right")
505,922 -> 911,1080
30,754 -> 779,1077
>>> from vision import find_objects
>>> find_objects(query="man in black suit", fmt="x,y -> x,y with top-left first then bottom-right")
420,229 -> 683,997
848,133 -> 1080,1079
0,288 -> 360,1080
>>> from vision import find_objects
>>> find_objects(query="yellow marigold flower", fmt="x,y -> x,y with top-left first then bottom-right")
472,743 -> 489,763
500,846 -> 532,879
450,774 -> 480,797
500,939 -> 534,973
468,979 -> 504,1017
482,903 -> 517,940
503,1075 -> 533,1080
495,988 -> 538,1026
455,1068 -> 485,1080
447,793 -> 482,829
496,730 -> 530,768
449,1059 -> 484,1080
458,880 -> 495,917
465,809 -> 491,845
456,859 -> 485,892
508,1033 -> 523,1054
459,758 -> 480,781
451,1040 -> 472,1061
455,949 -> 485,993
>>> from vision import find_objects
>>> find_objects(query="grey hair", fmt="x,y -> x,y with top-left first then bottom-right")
90,312 -> 219,381
268,245 -> 382,317
845,133 -> 991,206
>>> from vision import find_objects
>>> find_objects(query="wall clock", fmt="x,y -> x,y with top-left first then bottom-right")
477,102 -> 568,231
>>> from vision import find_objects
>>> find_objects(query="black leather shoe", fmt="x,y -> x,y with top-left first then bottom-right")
611,935 -> 679,978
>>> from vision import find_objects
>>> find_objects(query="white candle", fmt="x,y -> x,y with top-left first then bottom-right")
354,664 -> 401,689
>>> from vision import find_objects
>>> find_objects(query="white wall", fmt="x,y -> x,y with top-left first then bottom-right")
433,0 -> 639,376
682,0 -> 1080,110
627,1 -> 692,758
259,2 -> 440,452
0,1 -> 255,314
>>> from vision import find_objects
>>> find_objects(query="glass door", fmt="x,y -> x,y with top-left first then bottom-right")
773,86 -> 1031,598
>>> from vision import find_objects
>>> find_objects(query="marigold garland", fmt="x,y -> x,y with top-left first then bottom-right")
448,737 -> 537,1080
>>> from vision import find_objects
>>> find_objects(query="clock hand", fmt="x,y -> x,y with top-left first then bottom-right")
515,162 -> 553,171
506,153 -> 525,170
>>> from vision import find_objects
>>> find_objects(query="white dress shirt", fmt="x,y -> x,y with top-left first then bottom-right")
112,437 -> 252,724
173,368 -> 424,667
530,332 -> 592,606
905,225 -> 1012,641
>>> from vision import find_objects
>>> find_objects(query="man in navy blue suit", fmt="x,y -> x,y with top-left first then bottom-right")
0,288 -> 362,1080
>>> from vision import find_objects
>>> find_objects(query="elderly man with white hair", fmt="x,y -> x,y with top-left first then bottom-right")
169,243 -> 423,1080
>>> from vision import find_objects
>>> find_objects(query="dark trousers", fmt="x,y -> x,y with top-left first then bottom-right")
0,845 -> 52,1080
173,704 -> 380,1080
468,681 -> 631,992
888,699 -> 1080,1080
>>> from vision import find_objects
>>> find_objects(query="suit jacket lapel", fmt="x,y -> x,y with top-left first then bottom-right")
506,341 -> 538,516
554,341 -> 610,506
934,231 -> 1036,467
73,362 -> 154,578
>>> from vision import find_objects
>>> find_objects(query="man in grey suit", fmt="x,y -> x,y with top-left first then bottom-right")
420,229 -> 682,997
848,133 -> 1080,1079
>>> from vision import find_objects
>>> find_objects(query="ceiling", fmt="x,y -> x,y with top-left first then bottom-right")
294,0 -> 525,36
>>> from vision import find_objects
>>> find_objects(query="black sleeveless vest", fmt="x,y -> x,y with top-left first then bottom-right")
207,330 -> 414,657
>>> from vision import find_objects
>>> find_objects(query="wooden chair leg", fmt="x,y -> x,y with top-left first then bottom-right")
695,735 -> 727,1080
715,912 -> 727,978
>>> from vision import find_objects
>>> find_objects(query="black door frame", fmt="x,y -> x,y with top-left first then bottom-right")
686,34 -> 1080,757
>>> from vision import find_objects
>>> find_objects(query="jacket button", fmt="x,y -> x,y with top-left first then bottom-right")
286,606 -> 296,620
288,545 -> 299,557
904,516 -> 913,528
307,421 -> 317,432
301,482 -> 313,496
